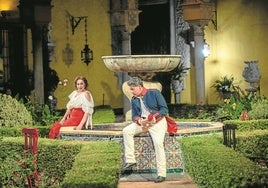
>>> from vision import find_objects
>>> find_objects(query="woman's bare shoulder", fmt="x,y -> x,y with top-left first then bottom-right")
84,91 -> 92,101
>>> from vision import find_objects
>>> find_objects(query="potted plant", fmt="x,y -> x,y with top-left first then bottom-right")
211,75 -> 239,99
169,61 -> 190,81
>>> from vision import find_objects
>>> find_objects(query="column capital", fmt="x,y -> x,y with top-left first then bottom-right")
110,0 -> 141,33
192,24 -> 205,36
181,0 -> 216,28
18,0 -> 53,27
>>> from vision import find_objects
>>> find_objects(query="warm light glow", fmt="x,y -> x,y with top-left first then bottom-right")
0,0 -> 19,11
202,44 -> 210,58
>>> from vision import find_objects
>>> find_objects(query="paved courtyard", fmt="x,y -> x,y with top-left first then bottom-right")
118,177 -> 198,188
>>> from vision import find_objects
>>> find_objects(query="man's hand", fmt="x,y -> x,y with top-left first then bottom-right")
140,118 -> 154,129
147,114 -> 156,124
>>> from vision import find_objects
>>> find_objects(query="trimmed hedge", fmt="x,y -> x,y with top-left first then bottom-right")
37,139 -> 82,186
0,137 -> 121,188
93,105 -> 116,124
223,119 -> 268,131
0,105 -> 116,139
61,141 -> 121,188
180,135 -> 268,188
0,93 -> 33,127
1,137 -> 81,187
236,130 -> 268,167
0,126 -> 50,138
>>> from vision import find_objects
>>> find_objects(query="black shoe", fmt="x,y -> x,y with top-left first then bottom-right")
154,176 -> 165,183
122,163 -> 136,170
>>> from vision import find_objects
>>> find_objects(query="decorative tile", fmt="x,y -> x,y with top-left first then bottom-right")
121,134 -> 184,174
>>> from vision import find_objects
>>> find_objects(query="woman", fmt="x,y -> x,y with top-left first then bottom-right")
49,76 -> 94,139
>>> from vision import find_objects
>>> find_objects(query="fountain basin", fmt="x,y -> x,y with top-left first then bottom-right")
102,55 -> 181,73
59,121 -> 223,140
59,121 -> 223,178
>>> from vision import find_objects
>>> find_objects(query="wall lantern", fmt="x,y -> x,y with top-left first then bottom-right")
202,43 -> 210,57
67,11 -> 93,66
81,44 -> 93,66
80,17 -> 93,65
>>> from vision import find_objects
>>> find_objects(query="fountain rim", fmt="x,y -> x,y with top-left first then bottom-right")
59,121 -> 223,137
101,54 -> 182,59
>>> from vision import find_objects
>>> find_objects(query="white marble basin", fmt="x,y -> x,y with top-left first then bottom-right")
102,55 -> 181,72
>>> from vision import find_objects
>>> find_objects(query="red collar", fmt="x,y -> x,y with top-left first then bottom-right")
140,87 -> 147,96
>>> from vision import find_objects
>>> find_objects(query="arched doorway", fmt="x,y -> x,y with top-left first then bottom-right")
131,1 -> 172,102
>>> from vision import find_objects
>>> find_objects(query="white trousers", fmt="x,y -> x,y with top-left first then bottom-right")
122,117 -> 167,177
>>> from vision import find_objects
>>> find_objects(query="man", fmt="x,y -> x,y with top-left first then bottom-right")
122,77 -> 168,183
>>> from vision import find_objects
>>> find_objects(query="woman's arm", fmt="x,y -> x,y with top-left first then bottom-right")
60,109 -> 71,124
76,91 -> 92,130
76,112 -> 89,129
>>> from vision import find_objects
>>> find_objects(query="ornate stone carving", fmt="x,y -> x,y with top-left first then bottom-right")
110,0 -> 141,33
242,60 -> 261,92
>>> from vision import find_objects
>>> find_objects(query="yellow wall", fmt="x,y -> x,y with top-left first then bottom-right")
51,0 -> 123,109
181,0 -> 268,104
51,0 -> 268,108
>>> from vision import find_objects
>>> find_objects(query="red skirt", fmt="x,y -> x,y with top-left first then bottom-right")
49,108 -> 84,139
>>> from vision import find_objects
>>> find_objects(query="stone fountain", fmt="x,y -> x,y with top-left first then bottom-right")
102,55 -> 181,120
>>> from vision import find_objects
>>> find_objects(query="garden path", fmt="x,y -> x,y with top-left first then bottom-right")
118,177 -> 198,188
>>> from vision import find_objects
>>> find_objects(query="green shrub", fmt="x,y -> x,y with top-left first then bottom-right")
0,140 -> 36,188
0,137 -> 82,187
1,138 -> 121,188
0,127 -> 26,138
248,97 -> 268,119
236,130 -> 268,168
37,140 -> 82,187
223,119 -> 268,131
93,105 -> 116,124
168,103 -> 219,120
0,93 -> 33,127
180,135 -> 268,187
24,97 -> 61,126
61,141 -> 121,188
214,95 -> 249,120
0,105 -> 117,138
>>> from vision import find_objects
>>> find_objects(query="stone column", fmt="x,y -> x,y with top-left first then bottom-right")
31,25 -> 45,104
18,0 -> 52,104
193,25 -> 205,104
110,0 -> 141,120
181,0 -> 216,104
121,31 -> 131,118
174,0 -> 191,104
170,0 -> 176,55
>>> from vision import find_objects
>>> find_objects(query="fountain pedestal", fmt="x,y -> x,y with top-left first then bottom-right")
102,55 -> 181,121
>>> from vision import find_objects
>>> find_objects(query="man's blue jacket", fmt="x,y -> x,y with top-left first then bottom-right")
131,88 -> 168,123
